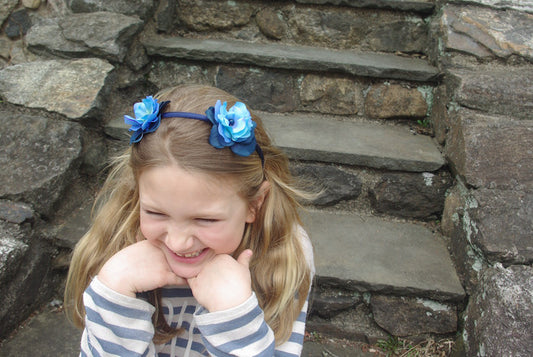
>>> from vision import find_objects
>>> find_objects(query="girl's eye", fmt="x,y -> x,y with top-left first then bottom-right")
196,218 -> 218,224
144,209 -> 165,216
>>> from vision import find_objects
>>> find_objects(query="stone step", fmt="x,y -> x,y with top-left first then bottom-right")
302,209 -> 465,302
107,112 -> 444,173
142,37 -> 440,82
261,112 -> 445,172
294,0 -> 435,13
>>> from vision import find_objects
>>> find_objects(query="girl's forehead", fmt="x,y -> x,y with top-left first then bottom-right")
139,164 -> 244,197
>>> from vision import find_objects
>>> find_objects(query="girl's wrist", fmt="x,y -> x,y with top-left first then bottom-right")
97,265 -> 136,298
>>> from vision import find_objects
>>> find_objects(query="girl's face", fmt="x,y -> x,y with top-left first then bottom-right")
138,164 -> 256,280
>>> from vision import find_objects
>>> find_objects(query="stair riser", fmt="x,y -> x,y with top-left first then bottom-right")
165,2 -> 429,55
292,161 -> 452,221
307,287 -> 460,343
149,60 -> 434,117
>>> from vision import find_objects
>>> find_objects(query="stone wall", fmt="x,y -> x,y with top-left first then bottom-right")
430,1 -> 533,355
0,0 -> 530,354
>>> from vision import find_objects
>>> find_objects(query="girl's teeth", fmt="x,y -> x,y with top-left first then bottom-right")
177,250 -> 201,258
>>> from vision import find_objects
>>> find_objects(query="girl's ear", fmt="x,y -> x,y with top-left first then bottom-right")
246,181 -> 271,223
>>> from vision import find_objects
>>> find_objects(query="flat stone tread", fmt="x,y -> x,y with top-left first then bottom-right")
261,112 -> 445,172
302,209 -> 465,301
143,36 -> 440,82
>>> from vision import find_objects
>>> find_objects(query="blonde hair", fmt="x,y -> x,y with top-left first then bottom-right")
64,85 -> 312,345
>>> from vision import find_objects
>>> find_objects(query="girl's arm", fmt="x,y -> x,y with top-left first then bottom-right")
81,276 -> 157,356
81,240 -> 185,356
193,228 -> 315,356
194,289 -> 311,356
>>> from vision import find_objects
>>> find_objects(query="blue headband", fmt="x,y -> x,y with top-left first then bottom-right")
124,96 -> 264,166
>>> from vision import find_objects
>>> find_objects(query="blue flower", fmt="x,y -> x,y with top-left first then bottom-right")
206,100 -> 258,157
124,96 -> 169,144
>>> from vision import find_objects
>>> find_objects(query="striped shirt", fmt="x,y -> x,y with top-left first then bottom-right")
81,229 -> 314,357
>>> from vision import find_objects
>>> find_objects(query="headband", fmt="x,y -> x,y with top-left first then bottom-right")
124,96 -> 264,166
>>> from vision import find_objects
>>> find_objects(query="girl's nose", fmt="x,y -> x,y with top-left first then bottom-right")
164,225 -> 195,252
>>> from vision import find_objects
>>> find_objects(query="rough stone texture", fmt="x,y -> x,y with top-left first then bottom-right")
464,264 -> 533,357
447,67 -> 533,120
26,19 -> 89,59
300,74 -> 360,115
22,0 -> 41,9
0,0 -> 18,26
68,0 -> 155,19
60,12 -> 143,62
468,189 -> 533,264
308,303 -> 389,343
216,66 -> 299,112
0,113 -> 82,216
6,9 -> 32,39
0,200 -> 34,225
441,183 -> 488,295
142,36 -> 440,82
147,61 -> 214,91
256,8 -> 287,40
446,108 -> 533,189
156,0 -> 176,33
440,5 -> 533,62
0,221 -> 56,341
309,287 -> 362,319
0,235 -> 28,287
291,162 -> 363,206
365,84 -> 428,119
0,58 -> 115,120
431,84 -> 452,145
369,171 -> 453,219
286,7 -> 427,53
371,295 -> 457,336
176,0 -> 253,31
28,12 -> 143,62
451,0 -> 533,14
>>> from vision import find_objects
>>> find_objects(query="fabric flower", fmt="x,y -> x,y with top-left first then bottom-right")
124,96 -> 169,144
206,100 -> 258,157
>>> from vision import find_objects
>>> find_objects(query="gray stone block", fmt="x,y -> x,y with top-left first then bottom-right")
0,112 -> 82,216
0,58 -> 115,121
464,264 -> 533,357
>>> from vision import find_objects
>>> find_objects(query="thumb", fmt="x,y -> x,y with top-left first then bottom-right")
237,249 -> 253,269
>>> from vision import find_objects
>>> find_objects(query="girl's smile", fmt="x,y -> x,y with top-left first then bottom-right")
138,164 -> 256,279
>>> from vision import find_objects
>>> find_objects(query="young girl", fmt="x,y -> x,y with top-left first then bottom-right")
64,84 -> 315,356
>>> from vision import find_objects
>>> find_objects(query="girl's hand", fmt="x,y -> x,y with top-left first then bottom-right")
187,249 -> 253,312
97,240 -> 186,297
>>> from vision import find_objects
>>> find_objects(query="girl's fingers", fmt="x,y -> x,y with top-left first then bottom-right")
236,249 -> 253,269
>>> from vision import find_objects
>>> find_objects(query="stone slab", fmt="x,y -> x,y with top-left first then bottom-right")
469,188 -> 533,264
143,37 -> 440,82
446,109 -> 533,189
0,58 -> 114,120
447,67 -> 533,120
302,209 -> 465,301
0,112 -> 82,216
440,5 -> 533,61
262,113 -> 445,172
463,264 -> 533,357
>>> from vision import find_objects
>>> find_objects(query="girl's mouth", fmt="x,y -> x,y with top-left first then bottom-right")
168,247 -> 209,263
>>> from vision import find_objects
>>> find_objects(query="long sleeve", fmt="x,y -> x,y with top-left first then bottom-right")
81,276 -> 157,356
